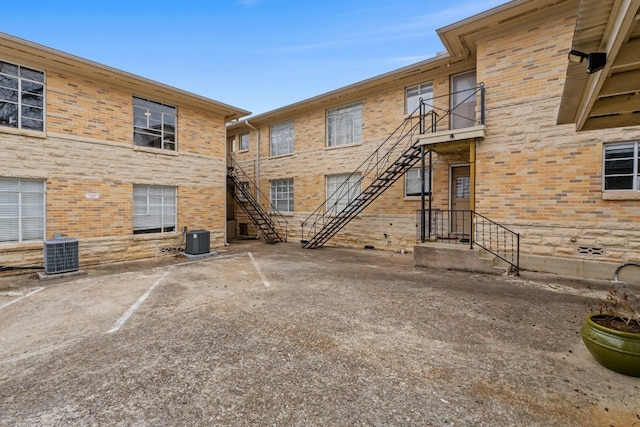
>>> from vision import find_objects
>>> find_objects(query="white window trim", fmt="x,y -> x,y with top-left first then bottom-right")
270,121 -> 294,157
239,132 -> 250,152
0,178 -> 46,243
404,168 -> 432,198
326,173 -> 362,212
603,141 -> 639,193
326,103 -> 363,147
405,82 -> 433,115
0,60 -> 46,132
133,97 -> 177,151
133,185 -> 177,234
270,178 -> 294,213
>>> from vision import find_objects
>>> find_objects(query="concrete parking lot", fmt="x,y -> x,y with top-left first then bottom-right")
1,241 -> 638,426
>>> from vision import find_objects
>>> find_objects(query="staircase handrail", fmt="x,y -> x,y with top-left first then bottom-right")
228,157 -> 288,241
301,83 -> 485,247
300,100 -> 441,243
472,211 -> 520,275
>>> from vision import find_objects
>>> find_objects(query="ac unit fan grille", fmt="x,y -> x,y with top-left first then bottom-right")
44,238 -> 79,274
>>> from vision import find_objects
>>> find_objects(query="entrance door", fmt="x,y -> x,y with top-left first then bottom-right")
451,165 -> 471,239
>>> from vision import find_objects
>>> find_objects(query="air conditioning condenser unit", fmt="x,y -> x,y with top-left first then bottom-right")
44,238 -> 79,274
185,230 -> 210,255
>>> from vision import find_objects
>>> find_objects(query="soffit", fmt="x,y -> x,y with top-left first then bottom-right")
0,32 -> 251,120
557,0 -> 640,130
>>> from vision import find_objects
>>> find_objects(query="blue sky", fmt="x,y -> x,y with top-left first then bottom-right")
2,0 -> 507,116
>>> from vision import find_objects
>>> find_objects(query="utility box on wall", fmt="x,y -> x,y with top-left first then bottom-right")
44,238 -> 79,274
185,230 -> 210,255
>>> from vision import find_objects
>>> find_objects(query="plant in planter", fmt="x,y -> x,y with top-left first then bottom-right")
580,263 -> 640,377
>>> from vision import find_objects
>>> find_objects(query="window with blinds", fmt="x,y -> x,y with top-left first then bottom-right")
133,185 -> 176,234
326,173 -> 361,212
404,168 -> 431,197
0,178 -> 45,243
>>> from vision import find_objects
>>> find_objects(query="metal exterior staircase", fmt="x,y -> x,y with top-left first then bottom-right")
227,158 -> 287,244
301,101 -> 436,249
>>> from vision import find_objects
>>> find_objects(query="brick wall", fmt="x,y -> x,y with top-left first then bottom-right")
0,65 -> 229,271
476,13 -> 640,265
227,10 -> 640,270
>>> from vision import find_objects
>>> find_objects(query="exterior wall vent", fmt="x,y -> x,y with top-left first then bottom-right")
44,238 -> 79,274
239,223 -> 248,236
185,230 -> 210,255
576,246 -> 605,256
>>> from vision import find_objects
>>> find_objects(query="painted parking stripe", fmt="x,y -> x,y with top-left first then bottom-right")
248,252 -> 271,289
106,267 -> 174,334
0,287 -> 45,311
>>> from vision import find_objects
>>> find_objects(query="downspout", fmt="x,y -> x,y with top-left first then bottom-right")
223,119 -> 230,246
245,120 -> 260,201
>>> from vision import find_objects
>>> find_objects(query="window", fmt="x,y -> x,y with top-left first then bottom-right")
451,70 -> 477,130
0,178 -> 45,243
326,173 -> 361,211
327,103 -> 362,147
406,82 -> 433,115
0,61 -> 45,131
133,185 -> 176,234
240,132 -> 250,151
604,142 -> 640,191
270,121 -> 294,156
238,181 -> 250,202
133,97 -> 176,150
405,168 -> 432,197
270,179 -> 293,213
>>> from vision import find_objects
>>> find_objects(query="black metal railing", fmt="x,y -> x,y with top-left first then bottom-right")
417,209 -> 519,275
228,157 -> 288,243
300,83 -> 485,249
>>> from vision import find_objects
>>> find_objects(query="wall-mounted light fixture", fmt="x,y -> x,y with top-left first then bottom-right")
568,49 -> 607,74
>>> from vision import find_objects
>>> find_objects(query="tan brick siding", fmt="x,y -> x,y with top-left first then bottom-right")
1,65 -> 228,271
227,10 -> 640,268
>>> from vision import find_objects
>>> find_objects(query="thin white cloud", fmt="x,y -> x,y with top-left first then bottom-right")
265,0 -> 507,55
237,0 -> 263,6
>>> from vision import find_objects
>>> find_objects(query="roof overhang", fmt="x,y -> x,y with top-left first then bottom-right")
437,0 -> 578,59
0,32 -> 251,120
557,0 -> 640,131
228,0 -> 580,132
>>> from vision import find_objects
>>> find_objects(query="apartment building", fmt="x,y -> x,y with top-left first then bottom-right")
226,0 -> 640,280
0,33 -> 249,270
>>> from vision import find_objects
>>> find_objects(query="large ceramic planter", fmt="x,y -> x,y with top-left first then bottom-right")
580,314 -> 640,377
